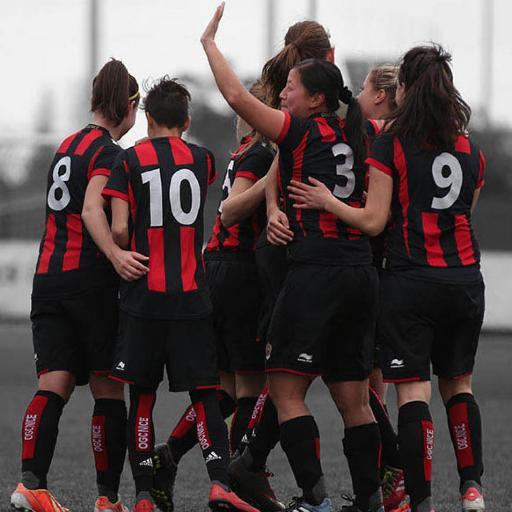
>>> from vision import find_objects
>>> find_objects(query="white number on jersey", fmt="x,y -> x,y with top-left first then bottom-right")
332,143 -> 356,199
431,153 -> 463,210
47,156 -> 71,211
142,168 -> 201,227
218,159 -> 235,214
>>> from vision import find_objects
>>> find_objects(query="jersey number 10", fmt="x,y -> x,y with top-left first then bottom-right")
142,168 -> 201,227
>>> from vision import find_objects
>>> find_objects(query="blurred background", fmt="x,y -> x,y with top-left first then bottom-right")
0,0 -> 511,327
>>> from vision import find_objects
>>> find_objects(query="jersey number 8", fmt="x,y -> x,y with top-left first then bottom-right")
431,153 -> 463,210
142,168 -> 201,227
47,156 -> 71,211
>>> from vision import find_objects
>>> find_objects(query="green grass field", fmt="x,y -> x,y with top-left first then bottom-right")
0,323 -> 510,511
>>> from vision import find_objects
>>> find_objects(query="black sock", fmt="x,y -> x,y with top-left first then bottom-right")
127,386 -> 157,495
237,389 -> 268,456
230,397 -> 258,455
343,422 -> 382,511
92,399 -> 127,502
190,389 -> 230,485
247,396 -> 280,471
168,390 -> 235,464
21,390 -> 66,490
445,393 -> 483,490
369,387 -> 401,469
398,401 -> 434,509
280,416 -> 326,505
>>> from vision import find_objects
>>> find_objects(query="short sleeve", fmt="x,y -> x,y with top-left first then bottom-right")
206,150 -> 216,185
235,145 -> 274,183
274,111 -> 310,153
476,150 -> 486,189
102,152 -> 129,201
366,134 -> 395,177
88,144 -> 121,180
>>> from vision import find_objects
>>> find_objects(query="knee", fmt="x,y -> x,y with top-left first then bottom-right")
438,376 -> 473,404
90,373 -> 125,400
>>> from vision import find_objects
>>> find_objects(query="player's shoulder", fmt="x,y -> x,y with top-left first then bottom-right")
239,140 -> 275,162
184,140 -> 214,160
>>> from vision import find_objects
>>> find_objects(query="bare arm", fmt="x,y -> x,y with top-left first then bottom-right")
201,3 -> 285,142
471,188 -> 481,214
265,154 -> 293,245
82,176 -> 118,260
221,176 -> 267,227
111,197 -> 131,250
288,167 -> 393,236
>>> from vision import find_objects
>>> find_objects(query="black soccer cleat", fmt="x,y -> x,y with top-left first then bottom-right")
151,443 -> 177,512
340,491 -> 384,512
227,449 -> 285,512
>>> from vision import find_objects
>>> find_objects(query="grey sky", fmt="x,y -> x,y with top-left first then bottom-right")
1,0 -> 511,147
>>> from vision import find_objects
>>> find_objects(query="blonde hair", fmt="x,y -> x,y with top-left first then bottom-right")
235,81 -> 271,157
368,64 -> 399,111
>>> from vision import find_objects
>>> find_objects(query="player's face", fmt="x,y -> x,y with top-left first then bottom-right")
357,74 -> 377,119
279,68 -> 315,118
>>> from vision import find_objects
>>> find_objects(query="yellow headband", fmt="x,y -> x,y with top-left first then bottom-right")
129,90 -> 140,101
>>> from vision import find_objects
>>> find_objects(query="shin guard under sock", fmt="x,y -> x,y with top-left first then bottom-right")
168,390 -> 235,464
190,389 -> 230,485
280,415 -> 326,505
92,398 -> 127,501
21,390 -> 66,490
127,386 -> 156,495
343,422 -> 382,511
446,393 -> 483,489
369,387 -> 401,469
398,401 -> 434,509
230,397 -> 258,455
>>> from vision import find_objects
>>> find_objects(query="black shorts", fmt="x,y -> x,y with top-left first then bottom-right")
31,286 -> 119,386
254,242 -> 287,346
205,255 -> 263,373
110,311 -> 219,392
266,263 -> 378,382
378,272 -> 485,382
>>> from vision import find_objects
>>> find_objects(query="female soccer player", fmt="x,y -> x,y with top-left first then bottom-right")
103,77 -> 259,512
289,45 -> 486,512
202,5 -> 383,512
358,65 -> 407,512
150,83 -> 275,512
10,59 -> 141,512
226,20 -> 337,512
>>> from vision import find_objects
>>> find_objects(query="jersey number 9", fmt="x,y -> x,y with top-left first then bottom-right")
431,153 -> 463,210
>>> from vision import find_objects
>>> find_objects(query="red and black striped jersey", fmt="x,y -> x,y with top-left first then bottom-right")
276,111 -> 372,265
367,133 -> 485,276
205,138 -> 274,255
32,124 -> 120,299
103,136 -> 216,319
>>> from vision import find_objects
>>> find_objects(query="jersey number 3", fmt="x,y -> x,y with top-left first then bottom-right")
142,168 -> 201,226
332,143 -> 355,199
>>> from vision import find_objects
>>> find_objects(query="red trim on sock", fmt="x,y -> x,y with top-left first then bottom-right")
22,395 -> 49,460
135,393 -> 156,452
91,415 -> 108,472
171,405 -> 196,440
422,420 -> 434,482
194,401 -> 212,451
448,402 -> 474,468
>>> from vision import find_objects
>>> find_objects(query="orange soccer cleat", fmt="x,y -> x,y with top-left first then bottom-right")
94,496 -> 129,512
10,483 -> 69,512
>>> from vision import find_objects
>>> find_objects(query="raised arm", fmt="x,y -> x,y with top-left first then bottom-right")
201,3 -> 285,142
288,167 -> 393,236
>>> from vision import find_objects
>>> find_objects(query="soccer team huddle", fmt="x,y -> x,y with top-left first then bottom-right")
11,4 -> 488,512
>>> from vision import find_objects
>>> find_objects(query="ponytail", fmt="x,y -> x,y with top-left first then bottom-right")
91,58 -> 139,126
294,58 -> 367,167
261,20 -> 332,109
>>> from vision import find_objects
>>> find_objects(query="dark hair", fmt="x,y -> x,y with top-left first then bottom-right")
294,58 -> 366,165
143,77 -> 191,129
91,58 -> 139,126
262,21 -> 331,108
389,44 -> 471,149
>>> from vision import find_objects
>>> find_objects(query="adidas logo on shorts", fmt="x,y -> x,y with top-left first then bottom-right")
139,457 -> 153,467
297,353 -> 313,363
390,358 -> 405,369
205,451 -> 222,464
